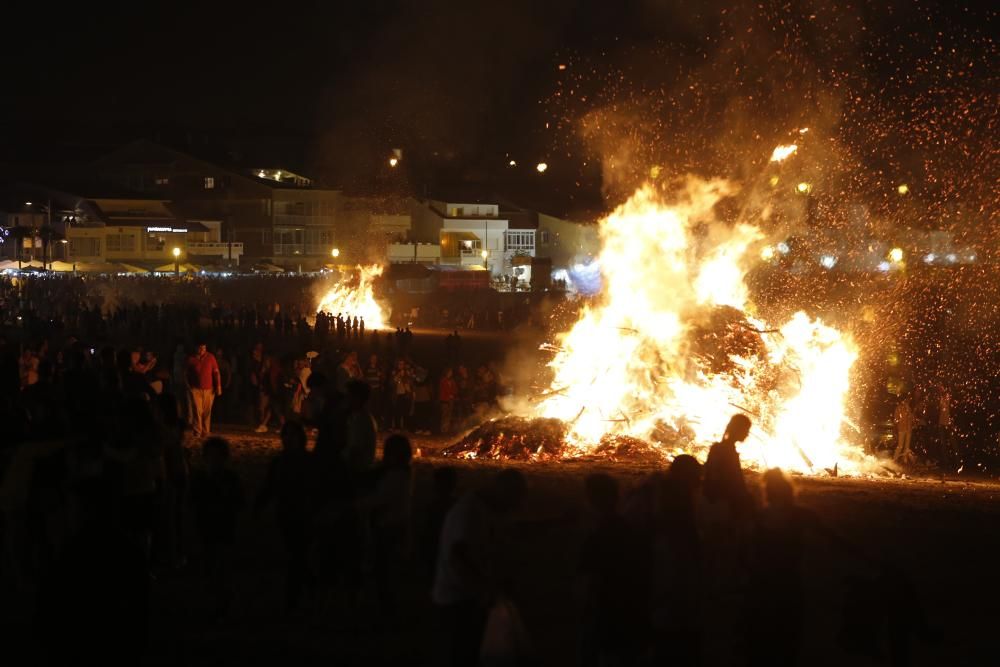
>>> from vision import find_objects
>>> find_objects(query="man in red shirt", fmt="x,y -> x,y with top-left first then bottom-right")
438,367 -> 458,435
188,342 -> 223,437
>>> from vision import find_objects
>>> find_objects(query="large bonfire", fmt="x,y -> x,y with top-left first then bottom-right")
449,177 -> 874,475
316,264 -> 388,329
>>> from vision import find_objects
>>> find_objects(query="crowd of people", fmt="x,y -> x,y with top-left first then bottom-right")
0,272 -> 938,665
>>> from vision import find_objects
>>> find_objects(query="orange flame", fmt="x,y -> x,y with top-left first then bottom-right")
530,181 -> 872,474
316,264 -> 388,329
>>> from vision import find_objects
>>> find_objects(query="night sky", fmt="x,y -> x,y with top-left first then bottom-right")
2,1 -> 995,212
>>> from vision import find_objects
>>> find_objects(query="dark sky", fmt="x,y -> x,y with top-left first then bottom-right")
2,1 -> 995,211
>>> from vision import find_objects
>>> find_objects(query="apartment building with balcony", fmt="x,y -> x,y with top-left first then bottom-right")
89,140 -> 355,268
410,194 -> 537,278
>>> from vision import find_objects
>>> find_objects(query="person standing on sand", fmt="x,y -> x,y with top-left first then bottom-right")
894,395 -> 915,464
188,342 -> 222,438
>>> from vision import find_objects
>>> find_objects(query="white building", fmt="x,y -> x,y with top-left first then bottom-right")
410,196 -> 536,278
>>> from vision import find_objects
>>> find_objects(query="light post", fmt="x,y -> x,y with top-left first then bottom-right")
24,200 -> 52,268
331,247 -> 340,260
173,246 -> 181,275
481,249 -> 489,271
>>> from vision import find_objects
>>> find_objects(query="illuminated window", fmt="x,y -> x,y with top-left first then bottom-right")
105,233 -> 136,252
69,237 -> 101,256
145,232 -> 167,251
204,177 -> 215,190
505,230 -> 535,251
155,177 -> 169,185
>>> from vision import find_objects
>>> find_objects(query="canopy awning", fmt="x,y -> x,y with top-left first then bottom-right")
153,262 -> 201,273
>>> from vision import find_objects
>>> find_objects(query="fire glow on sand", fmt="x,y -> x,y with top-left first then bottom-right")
449,176 -> 874,475
316,264 -> 388,329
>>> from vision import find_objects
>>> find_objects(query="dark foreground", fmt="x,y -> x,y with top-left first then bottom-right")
4,428 -> 1000,667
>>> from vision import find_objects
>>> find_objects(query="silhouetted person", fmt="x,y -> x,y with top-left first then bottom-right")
191,437 -> 244,616
432,469 -> 527,667
255,422 -> 316,611
420,466 -> 459,581
35,478 -> 149,667
439,367 -> 458,435
650,455 -> 704,666
578,473 -> 649,666
704,414 -> 753,518
894,395 -> 915,464
345,379 -> 377,472
747,468 -> 810,667
701,415 -> 754,665
156,392 -> 189,569
361,434 -> 413,619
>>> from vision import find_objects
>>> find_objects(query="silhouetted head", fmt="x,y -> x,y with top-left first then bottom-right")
347,379 -> 370,408
156,392 -> 179,424
763,468 -> 795,508
432,466 -> 458,500
723,414 -> 752,444
307,371 -> 327,392
202,437 -> 231,471
485,469 -> 526,513
668,454 -> 703,493
280,421 -> 307,454
584,473 -> 619,515
383,433 -> 412,467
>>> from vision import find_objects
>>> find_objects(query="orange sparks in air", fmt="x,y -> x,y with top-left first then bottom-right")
770,144 -> 798,162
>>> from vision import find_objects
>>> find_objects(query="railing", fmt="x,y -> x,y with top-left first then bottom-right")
273,243 -> 305,256
187,242 -> 244,255
273,214 -> 337,227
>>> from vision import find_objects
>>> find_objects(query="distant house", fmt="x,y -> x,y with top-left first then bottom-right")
89,140 -> 357,268
0,183 -> 104,264
410,194 -> 537,279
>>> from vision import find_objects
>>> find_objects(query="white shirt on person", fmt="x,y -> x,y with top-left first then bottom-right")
432,492 -> 496,606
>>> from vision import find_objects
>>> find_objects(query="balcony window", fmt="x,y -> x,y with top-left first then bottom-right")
204,177 -> 215,190
106,233 -> 136,252
69,237 -> 101,257
505,230 -> 535,251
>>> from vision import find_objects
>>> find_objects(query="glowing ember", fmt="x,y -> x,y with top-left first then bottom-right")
316,264 -> 388,329
769,144 -> 798,162
515,180 -> 871,474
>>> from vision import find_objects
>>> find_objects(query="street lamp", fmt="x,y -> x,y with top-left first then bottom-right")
172,246 -> 181,275
481,249 -> 488,270
331,247 -> 340,259
24,200 -> 53,268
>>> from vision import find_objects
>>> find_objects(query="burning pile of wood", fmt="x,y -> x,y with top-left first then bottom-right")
443,417 -> 569,461
442,416 -> 669,463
